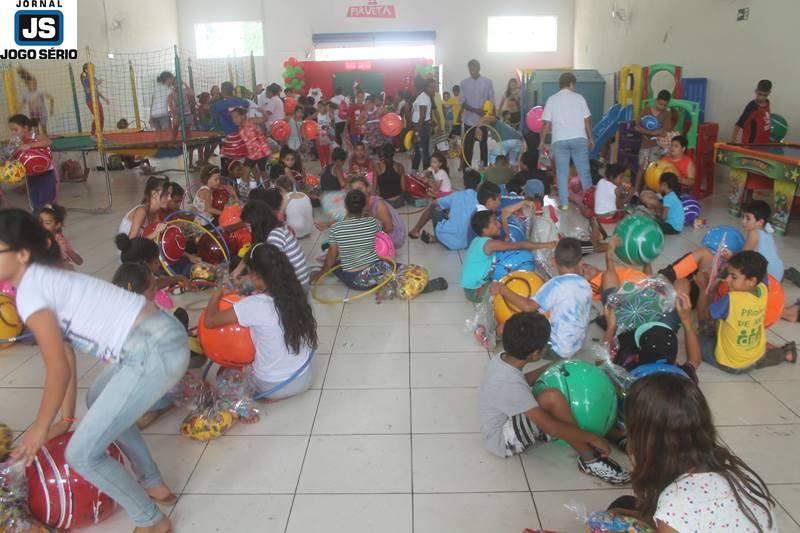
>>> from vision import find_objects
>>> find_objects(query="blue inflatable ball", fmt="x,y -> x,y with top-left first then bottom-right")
507,216 -> 527,243
629,363 -> 690,382
703,225 -> 745,254
680,193 -> 701,226
641,114 -> 662,131
493,249 -> 535,280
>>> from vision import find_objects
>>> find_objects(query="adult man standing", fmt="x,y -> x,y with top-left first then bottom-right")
539,72 -> 595,210
459,59 -> 495,169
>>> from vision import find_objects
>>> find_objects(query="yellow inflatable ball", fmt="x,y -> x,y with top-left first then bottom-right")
644,160 -> 679,192
396,264 -> 429,300
180,410 -> 235,441
190,261 -> 216,283
483,100 -> 495,115
0,160 -> 26,185
0,423 -> 12,462
0,295 -> 23,350
403,130 -> 414,151
493,271 -> 545,325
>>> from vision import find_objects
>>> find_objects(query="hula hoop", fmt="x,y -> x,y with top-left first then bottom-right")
157,211 -> 231,277
311,258 -> 397,304
460,124 -> 502,168
0,331 -> 33,344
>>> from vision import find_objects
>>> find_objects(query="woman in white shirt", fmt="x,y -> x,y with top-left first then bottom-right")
411,77 -> 435,171
4,208 -> 186,533
149,71 -> 174,131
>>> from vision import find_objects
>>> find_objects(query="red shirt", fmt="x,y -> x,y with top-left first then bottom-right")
662,154 -> 693,184
348,104 -> 365,135
240,123 -> 270,160
736,100 -> 771,144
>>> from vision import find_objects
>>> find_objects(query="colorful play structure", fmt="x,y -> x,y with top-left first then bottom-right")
520,64 -> 718,199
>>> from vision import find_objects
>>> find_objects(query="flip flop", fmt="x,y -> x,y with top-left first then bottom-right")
421,230 -> 436,244
784,342 -> 797,364
408,231 -> 420,240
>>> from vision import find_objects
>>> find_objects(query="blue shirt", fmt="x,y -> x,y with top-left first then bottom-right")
757,229 -> 783,281
458,75 -> 495,127
435,189 -> 479,250
210,97 -> 250,135
460,237 -> 495,289
533,274 -> 592,358
663,191 -> 685,232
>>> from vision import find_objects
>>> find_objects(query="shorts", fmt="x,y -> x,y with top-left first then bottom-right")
600,287 -> 616,305
699,332 -> 755,374
431,206 -> 447,228
150,115 -> 171,131
450,124 -> 462,137
596,212 -> 623,224
464,283 -> 489,304
501,413 -> 549,457
638,145 -> 663,169
245,157 -> 268,171
659,220 -> 681,235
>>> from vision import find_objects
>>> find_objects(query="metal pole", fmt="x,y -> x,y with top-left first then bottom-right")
187,57 -> 195,94
68,63 -> 83,133
174,45 -> 192,193
129,59 -> 142,130
250,51 -> 257,95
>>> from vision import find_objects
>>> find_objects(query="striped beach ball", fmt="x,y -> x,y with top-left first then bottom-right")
614,214 -> 665,266
0,160 -> 27,184
680,193 -> 702,225
27,431 -> 124,529
16,147 -> 53,176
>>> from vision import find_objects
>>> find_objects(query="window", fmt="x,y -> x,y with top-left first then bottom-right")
194,22 -> 263,59
487,16 -> 557,53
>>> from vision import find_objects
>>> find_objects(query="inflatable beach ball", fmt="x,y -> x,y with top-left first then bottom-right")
0,160 -> 26,184
680,194 -> 701,225
643,160 -> 678,192
614,215 -> 665,266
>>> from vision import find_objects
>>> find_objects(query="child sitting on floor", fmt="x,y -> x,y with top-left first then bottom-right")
491,238 -> 592,359
477,312 -> 630,485
483,154 -> 515,186
38,203 -> 83,269
593,163 -> 630,225
739,200 -> 784,281
194,165 -> 238,225
425,153 -> 452,197
654,172 -> 684,235
276,175 -> 313,239
115,234 -> 193,293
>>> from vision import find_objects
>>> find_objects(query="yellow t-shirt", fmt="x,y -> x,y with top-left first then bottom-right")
445,96 -> 461,125
714,282 -> 767,369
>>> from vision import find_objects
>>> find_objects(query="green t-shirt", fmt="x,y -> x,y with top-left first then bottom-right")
484,166 -> 515,186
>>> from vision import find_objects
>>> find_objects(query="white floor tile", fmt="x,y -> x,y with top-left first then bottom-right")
333,324 -> 409,354
287,494 -> 412,533
410,301 -> 475,325
771,485 -> 800,531
313,389 -> 410,434
171,494 -> 292,531
701,382 -> 799,425
414,493 -> 539,533
225,389 -> 321,436
411,388 -> 480,433
324,353 -> 409,389
410,352 -> 489,388
410,324 -> 488,352
142,434 -> 207,493
719,425 -> 800,484
522,441 -> 632,491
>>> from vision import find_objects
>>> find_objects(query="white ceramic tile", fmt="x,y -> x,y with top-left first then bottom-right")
1,350 -> 98,387
414,493 -> 539,533
0,388 -> 47,430
313,389 -> 410,434
411,388 -> 480,433
411,324 -> 488,353
225,389 -> 321,436
287,494 -> 412,533
0,349 -> 36,381
142,434 -> 207,493
719,425 -> 800,484
333,324 -> 409,354
762,381 -> 800,417
340,300 -> 408,325
310,354 -> 329,389
701,382 -> 799,425
771,484 -> 800,531
410,352 -> 489,388
410,301 -> 475,325
170,494 -> 292,531
310,301 -> 344,326
316,325 -> 339,354
183,436 -> 307,494
412,433 -> 529,492
324,352 -> 409,389
298,435 -> 411,493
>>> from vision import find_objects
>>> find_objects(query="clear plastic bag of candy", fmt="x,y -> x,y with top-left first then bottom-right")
605,275 -> 676,335
564,502 -> 653,533
0,459 -> 45,533
465,290 -> 496,350
529,215 -> 559,280
215,367 -> 260,420
179,384 -> 237,441
589,343 -> 635,392
169,371 -> 207,411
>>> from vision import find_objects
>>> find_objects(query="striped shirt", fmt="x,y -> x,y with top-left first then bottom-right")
267,227 -> 310,289
329,217 -> 380,272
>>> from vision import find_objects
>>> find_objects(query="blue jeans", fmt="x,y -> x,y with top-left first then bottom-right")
65,311 -> 189,527
411,122 -> 431,171
552,137 -> 591,206
27,169 -> 57,213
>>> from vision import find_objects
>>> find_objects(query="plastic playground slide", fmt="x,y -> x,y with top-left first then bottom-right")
590,104 -> 632,159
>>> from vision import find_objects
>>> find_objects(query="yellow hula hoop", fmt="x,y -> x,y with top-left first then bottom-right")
311,258 -> 397,304
157,218 -> 230,276
460,124 -> 501,168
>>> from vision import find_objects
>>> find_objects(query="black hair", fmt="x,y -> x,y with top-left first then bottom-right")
112,262 -> 151,294
507,173 -> 526,195
463,169 -> 482,190
728,250 -> 768,282
656,89 -> 672,102
431,152 -> 448,174
743,200 -> 772,224
756,79 -> 772,92
298,96 -> 308,106
199,165 -> 220,185
221,81 -> 234,96
157,71 -> 175,84
452,84 -> 460,92
381,142 -> 395,161
241,200 -> 281,243
306,96 -> 315,106
248,187 -> 270,203
115,234 -> 159,264
660,172 -> 680,192
353,141 -> 366,150
365,95 -> 374,103
245,243 -> 317,353
470,210 -> 495,236
672,135 -> 689,150
503,312 -> 552,360
332,147 -> 348,162
605,163 -> 626,181
590,158 -> 602,185
559,72 -> 576,89
554,237 -> 582,268
477,182 -> 501,206
345,189 -> 367,216
520,150 -> 538,170
494,154 -> 508,164
38,203 -> 67,225
231,107 -> 247,117
167,181 -> 185,199
263,188 -> 284,212
266,83 -> 282,96
0,208 -> 62,266
8,114 -> 35,129
467,59 -> 480,69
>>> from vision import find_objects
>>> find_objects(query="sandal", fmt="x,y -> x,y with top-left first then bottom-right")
408,231 -> 420,240
422,277 -> 448,293
785,342 -> 797,364
421,230 -> 436,244
784,267 -> 800,287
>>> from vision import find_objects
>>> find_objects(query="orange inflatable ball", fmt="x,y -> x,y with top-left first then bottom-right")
380,112 -> 403,137
284,96 -> 297,114
271,120 -> 290,142
219,204 -> 243,227
493,271 -> 545,325
644,160 -> 679,192
716,274 -> 785,328
198,294 -> 255,368
301,119 -> 319,140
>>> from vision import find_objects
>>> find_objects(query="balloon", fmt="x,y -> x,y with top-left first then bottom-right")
284,96 -> 297,114
27,432 -> 124,529
375,231 -> 396,259
771,113 -> 789,142
403,130 -> 415,151
380,112 -> 403,137
703,225 -> 745,254
644,160 -> 679,192
271,120 -> 290,142
493,271 -> 545,324
296,72 -> 304,80
16,148 -> 52,176
288,56 -> 298,64
404,174 -> 428,198
159,224 -> 186,264
680,193 -> 701,225
198,294 -> 255,367
197,232 -> 226,264
532,360 -> 617,436
301,119 -> 318,140
614,215 -> 665,265
525,106 -> 544,133
493,249 -> 535,280
219,204 -> 242,227
640,114 -> 662,131
211,187 -> 230,211
483,100 -> 494,115
0,294 -> 23,349
283,61 -> 289,68
0,281 -> 16,299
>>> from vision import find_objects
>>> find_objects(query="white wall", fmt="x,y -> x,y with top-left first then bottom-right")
177,0 -> 574,97
78,0 -> 179,53
573,0 -> 799,141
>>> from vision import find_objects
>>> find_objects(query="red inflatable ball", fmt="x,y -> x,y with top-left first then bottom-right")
27,432 -> 124,530
301,119 -> 318,140
198,294 -> 256,367
380,113 -> 403,137
583,185 -> 597,212
271,120 -> 290,142
197,232 -> 226,264
211,187 -> 230,211
284,97 -> 297,115
404,175 -> 428,199
716,274 -> 785,328
16,147 -> 53,176
219,204 -> 242,227
223,228 -> 250,257
160,224 -> 186,264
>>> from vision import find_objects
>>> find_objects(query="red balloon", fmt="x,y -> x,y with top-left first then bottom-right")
198,294 -> 255,368
283,61 -> 288,68
197,232 -> 226,264
284,97 -> 297,114
271,120 -> 290,142
27,432 -> 124,530
160,224 -> 186,264
211,188 -> 230,211
380,112 -> 403,137
301,119 -> 318,140
404,175 -> 428,199
288,57 -> 298,65
219,204 -> 242,227
296,72 -> 304,80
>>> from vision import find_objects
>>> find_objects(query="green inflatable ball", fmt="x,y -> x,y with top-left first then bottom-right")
531,360 -> 617,437
771,113 -> 789,142
614,214 -> 665,266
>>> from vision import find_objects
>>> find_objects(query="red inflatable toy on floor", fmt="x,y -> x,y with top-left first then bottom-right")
404,175 -> 428,199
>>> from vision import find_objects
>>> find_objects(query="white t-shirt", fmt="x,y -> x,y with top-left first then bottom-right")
233,293 -> 312,382
532,273 -> 592,358
412,92 -> 432,123
330,94 -> 348,124
16,264 -> 146,363
594,178 -> 618,216
284,192 -> 313,239
150,83 -> 172,118
118,204 -> 143,237
264,95 -> 285,126
431,168 -> 452,193
541,88 -> 591,143
655,473 -> 777,533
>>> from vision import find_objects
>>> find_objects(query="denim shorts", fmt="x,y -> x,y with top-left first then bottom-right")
699,332 -> 754,375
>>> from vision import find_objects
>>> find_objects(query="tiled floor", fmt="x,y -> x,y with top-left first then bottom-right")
3,154 -> 800,532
